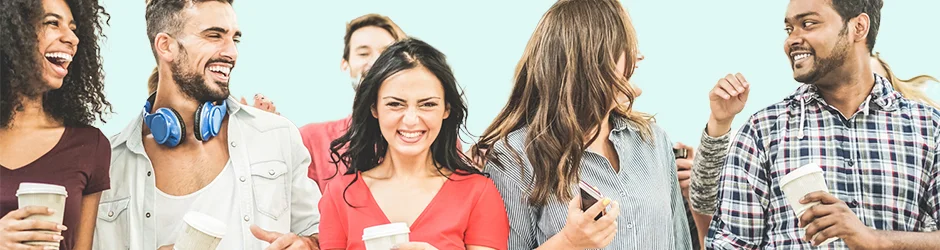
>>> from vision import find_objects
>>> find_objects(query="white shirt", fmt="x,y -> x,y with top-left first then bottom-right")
155,161 -> 244,249
94,96 -> 321,250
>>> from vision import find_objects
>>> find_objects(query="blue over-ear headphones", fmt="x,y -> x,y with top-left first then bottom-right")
143,94 -> 228,147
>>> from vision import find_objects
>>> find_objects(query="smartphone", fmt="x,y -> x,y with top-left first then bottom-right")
674,148 -> 689,159
578,180 -> 605,220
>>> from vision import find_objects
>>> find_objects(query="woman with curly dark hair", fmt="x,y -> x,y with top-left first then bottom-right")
0,0 -> 111,249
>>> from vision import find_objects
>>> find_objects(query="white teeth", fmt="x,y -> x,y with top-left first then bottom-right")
44,52 -> 72,62
398,131 -> 422,138
208,66 -> 231,76
793,54 -> 810,61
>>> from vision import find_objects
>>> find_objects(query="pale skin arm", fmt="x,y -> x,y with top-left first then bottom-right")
72,192 -> 102,250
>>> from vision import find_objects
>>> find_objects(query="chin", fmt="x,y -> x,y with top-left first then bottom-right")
42,76 -> 64,90
388,145 -> 431,157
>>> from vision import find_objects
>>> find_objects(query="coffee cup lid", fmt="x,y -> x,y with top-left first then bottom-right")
183,211 -> 226,238
16,183 -> 68,197
780,163 -> 824,187
362,222 -> 410,241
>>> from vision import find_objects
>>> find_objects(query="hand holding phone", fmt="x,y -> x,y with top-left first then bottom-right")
579,180 -> 606,220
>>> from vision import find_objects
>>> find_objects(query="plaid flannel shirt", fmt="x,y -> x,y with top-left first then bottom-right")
707,74 -> 940,249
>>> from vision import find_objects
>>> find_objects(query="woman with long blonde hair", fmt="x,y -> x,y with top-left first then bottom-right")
472,0 -> 692,249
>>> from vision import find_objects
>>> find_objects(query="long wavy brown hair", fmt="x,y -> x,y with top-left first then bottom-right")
872,52 -> 939,109
472,0 -> 650,207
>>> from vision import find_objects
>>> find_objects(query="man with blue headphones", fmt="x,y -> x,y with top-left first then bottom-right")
94,0 -> 321,249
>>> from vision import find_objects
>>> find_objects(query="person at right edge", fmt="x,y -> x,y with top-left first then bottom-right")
472,0 -> 692,249
704,0 -> 940,249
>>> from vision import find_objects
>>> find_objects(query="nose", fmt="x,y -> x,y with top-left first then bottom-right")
220,39 -> 238,61
785,32 -> 802,52
403,108 -> 419,125
62,28 -> 79,49
636,52 -> 645,62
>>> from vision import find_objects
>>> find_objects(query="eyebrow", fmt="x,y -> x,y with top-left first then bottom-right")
381,97 -> 443,102
203,26 -> 242,37
44,13 -> 75,26
785,12 -> 820,23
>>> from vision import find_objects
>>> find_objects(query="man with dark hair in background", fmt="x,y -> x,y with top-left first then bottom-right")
95,1 -> 321,249
708,0 -> 940,249
300,13 -> 407,191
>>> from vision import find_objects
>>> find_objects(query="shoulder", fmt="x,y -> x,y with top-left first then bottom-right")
68,126 -> 108,143
234,105 -> 299,133
299,117 -> 351,140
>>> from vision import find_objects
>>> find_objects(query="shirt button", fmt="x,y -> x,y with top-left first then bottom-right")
268,169 -> 276,176
626,223 -> 634,229
147,171 -> 152,177
239,176 -> 247,182
620,191 -> 626,197
243,215 -> 250,222
231,141 -> 237,147
108,211 -> 114,217
847,160 -> 855,166
145,212 -> 151,218
849,200 -> 859,208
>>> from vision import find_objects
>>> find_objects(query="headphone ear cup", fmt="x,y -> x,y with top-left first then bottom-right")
194,102 -> 206,141
169,108 -> 186,141
148,108 -> 185,147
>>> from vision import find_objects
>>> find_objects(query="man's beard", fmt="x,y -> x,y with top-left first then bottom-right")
795,29 -> 851,84
171,47 -> 229,102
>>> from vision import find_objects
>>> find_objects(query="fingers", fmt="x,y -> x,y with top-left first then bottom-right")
567,193 -> 582,217
250,224 -> 281,243
798,204 -> 837,228
583,198 -> 610,221
733,73 -> 750,89
676,159 -> 693,171
7,243 -> 47,250
265,233 -> 298,250
677,169 -> 691,180
9,219 -> 65,233
6,231 -> 64,245
679,179 -> 691,190
712,82 -> 733,100
391,242 -> 423,250
239,96 -> 249,105
811,225 -> 843,246
803,215 -> 838,242
600,200 -> 620,220
801,191 -> 843,205
4,206 -> 53,220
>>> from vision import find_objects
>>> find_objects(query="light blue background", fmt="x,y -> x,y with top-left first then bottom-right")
95,0 -> 940,147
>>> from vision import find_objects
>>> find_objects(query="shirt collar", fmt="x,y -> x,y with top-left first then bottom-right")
111,95 -> 246,155
786,73 -> 899,114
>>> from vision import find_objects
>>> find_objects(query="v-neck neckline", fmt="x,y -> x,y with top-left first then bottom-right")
357,172 -> 452,231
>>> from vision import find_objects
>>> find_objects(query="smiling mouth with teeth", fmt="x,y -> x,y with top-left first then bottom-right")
45,52 -> 73,66
792,53 -> 812,63
207,65 -> 232,78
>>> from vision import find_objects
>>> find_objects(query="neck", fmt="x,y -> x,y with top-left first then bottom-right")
587,111 -> 613,151
148,70 -> 202,143
5,95 -> 60,130
814,53 -> 875,117
375,149 -> 438,179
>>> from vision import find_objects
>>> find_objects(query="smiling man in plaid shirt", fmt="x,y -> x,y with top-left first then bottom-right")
707,0 -> 940,249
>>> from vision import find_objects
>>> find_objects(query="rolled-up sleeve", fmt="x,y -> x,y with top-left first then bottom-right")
707,122 -> 770,250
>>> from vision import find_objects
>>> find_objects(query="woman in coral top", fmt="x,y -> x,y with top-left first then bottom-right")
317,37 -> 509,250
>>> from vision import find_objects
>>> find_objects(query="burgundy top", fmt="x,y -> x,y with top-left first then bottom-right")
1,126 -> 111,250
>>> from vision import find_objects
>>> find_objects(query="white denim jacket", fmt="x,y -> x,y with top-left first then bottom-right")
93,96 -> 321,250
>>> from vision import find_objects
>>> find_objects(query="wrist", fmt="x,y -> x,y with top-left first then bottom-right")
872,230 -> 894,250
706,115 -> 733,137
555,228 -> 578,249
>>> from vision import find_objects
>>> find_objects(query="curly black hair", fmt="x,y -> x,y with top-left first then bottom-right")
0,0 -> 111,128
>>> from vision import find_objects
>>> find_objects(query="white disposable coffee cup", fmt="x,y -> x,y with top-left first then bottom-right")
16,182 -> 68,248
174,211 -> 226,250
362,222 -> 410,250
779,163 -> 838,245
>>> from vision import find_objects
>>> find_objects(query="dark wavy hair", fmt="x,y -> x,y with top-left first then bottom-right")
0,0 -> 111,128
329,38 -> 483,206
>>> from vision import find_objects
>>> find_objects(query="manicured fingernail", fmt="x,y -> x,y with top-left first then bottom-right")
48,208 -> 56,214
602,198 -> 611,206
58,225 -> 67,231
54,235 -> 64,241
